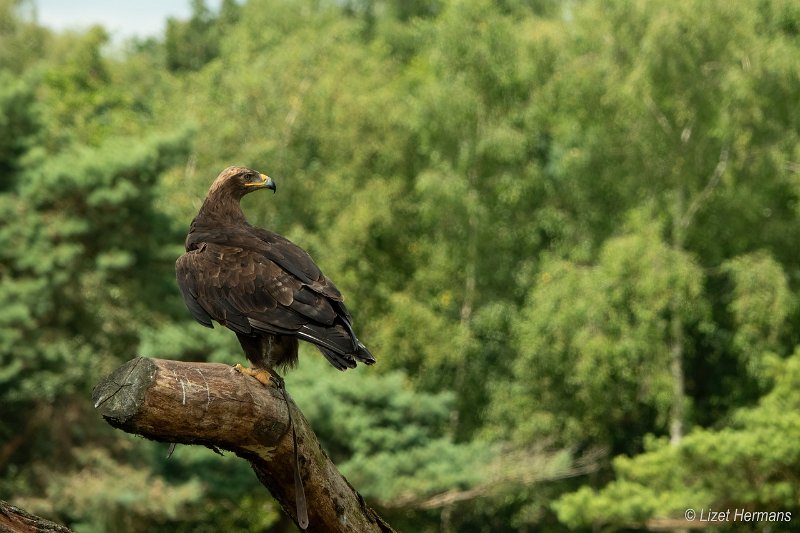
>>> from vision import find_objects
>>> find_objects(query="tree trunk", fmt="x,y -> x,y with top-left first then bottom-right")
92,357 -> 394,533
670,187 -> 686,445
669,145 -> 728,445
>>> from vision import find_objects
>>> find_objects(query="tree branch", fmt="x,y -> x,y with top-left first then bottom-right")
92,357 -> 394,533
383,446 -> 605,510
680,145 -> 730,230
0,500 -> 73,533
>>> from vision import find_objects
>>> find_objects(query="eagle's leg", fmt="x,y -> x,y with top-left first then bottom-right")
234,333 -> 286,388
233,363 -> 282,387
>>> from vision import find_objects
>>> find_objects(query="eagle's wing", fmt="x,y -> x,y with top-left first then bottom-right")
187,225 -> 347,307
249,227 -> 347,308
176,243 -> 369,367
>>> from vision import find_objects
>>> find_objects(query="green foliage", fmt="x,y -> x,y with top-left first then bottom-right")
0,69 -> 39,184
0,0 -> 47,73
164,0 -> 229,72
16,447 -> 204,533
0,132 -> 188,399
292,355 -> 490,503
490,222 -> 708,452
554,349 -> 800,530
723,252 -> 792,357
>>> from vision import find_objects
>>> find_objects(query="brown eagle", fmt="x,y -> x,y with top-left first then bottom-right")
176,166 -> 375,385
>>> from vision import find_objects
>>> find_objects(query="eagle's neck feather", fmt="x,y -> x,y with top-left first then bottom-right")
196,191 -> 247,225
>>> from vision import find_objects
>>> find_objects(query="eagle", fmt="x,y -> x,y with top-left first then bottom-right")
176,166 -> 375,385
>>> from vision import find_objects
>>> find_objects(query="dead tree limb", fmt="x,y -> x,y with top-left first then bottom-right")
92,357 -> 393,533
0,500 -> 73,533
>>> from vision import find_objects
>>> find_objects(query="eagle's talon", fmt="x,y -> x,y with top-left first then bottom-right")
233,363 -> 281,388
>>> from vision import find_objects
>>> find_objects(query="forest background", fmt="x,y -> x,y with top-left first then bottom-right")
2,0 -> 800,531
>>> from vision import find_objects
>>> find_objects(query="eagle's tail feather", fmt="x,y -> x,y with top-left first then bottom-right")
354,342 -> 376,365
315,340 -> 375,370
317,347 -> 357,371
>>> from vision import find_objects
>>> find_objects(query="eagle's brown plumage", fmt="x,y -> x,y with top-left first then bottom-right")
176,166 -> 375,373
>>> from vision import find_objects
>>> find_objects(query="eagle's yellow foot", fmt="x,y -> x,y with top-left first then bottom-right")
233,363 -> 273,386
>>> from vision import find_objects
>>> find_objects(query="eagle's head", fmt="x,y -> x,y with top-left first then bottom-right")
209,166 -> 276,199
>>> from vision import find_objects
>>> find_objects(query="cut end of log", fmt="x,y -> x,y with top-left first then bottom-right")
91,357 -> 157,423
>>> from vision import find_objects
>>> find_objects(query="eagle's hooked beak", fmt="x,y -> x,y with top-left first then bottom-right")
246,173 -> 276,193
262,174 -> 276,194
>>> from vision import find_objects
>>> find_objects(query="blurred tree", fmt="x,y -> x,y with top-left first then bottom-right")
491,220 -> 708,454
489,0 -> 800,440
0,132 -> 190,517
38,26 -> 115,148
0,69 -> 39,189
369,0 -> 549,439
496,0 -> 800,528
0,0 -> 47,73
554,347 -> 800,529
291,356 -> 488,503
165,0 -> 240,72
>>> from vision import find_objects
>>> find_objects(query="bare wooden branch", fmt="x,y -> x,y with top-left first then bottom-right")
0,500 -> 73,533
92,357 -> 393,533
680,145 -> 730,230
384,446 -> 605,510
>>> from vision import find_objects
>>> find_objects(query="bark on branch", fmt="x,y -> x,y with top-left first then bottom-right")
92,357 -> 393,533
0,500 -> 73,533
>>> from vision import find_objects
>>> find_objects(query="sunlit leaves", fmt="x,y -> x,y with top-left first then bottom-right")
555,349 -> 800,528
494,224 -> 707,450
722,251 -> 792,383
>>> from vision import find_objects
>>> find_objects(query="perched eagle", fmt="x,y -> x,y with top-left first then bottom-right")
176,166 -> 375,383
